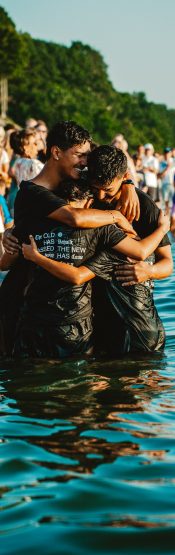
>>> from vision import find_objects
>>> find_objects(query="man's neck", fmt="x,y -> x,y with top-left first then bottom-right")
32,160 -> 61,191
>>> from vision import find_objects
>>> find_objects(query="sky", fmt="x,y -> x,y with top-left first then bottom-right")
2,0 -> 175,108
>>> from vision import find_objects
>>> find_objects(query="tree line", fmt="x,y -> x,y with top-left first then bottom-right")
1,6 -> 175,151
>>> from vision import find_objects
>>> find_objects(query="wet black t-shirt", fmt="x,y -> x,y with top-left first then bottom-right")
85,249 -> 165,353
14,180 -> 126,319
14,180 -> 68,243
94,188 -> 170,248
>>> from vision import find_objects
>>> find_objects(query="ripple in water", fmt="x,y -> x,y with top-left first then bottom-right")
1,244 -> 175,554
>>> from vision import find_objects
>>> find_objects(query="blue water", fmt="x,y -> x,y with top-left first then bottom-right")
1,244 -> 175,554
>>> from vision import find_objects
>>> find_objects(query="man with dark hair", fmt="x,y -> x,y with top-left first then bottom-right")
15,173 -> 170,358
18,143 -> 172,355
87,145 -> 172,285
0,122 -> 139,355
1,142 -> 171,356
4,122 -> 138,247
2,178 -> 138,359
88,144 -> 128,186
46,120 -> 90,159
86,145 -> 173,352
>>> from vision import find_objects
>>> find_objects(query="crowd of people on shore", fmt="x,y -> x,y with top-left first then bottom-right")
1,120 -> 175,238
0,119 -> 173,360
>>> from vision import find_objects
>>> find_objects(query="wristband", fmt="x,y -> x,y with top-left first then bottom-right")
122,179 -> 134,186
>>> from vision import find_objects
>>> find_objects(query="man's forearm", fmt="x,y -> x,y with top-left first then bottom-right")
148,257 -> 173,280
49,205 -> 118,228
0,251 -> 18,271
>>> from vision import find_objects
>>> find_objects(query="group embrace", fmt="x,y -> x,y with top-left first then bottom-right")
0,121 -> 173,359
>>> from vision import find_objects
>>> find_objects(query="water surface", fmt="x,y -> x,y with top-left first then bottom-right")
1,244 -> 175,554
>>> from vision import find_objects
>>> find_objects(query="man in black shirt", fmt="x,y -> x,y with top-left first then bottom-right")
86,145 -> 172,352
13,180 -> 127,358
0,132 -> 171,356
0,122 -> 138,355
19,176 -> 170,357
88,145 -> 172,283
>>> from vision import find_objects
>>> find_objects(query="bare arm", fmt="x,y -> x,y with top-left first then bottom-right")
112,212 -> 170,261
49,204 -> 135,234
0,251 -> 19,271
150,245 -> 173,279
22,236 -> 95,285
2,207 -> 135,257
119,183 -> 140,222
22,210 -> 170,285
114,245 -> 173,286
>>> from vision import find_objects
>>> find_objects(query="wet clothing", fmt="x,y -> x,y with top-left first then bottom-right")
94,188 -> 170,249
12,181 -> 126,358
86,250 -> 165,354
91,189 -> 170,354
0,181 -> 69,355
0,185 -> 170,357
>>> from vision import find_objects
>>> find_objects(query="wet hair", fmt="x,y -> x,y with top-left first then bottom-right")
9,129 -> 37,156
88,145 -> 127,186
58,178 -> 94,202
46,120 -> 91,159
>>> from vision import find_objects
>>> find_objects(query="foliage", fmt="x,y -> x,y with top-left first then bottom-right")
1,7 -> 175,150
0,7 -> 27,78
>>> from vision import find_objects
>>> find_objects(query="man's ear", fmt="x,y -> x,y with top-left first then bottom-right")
84,198 -> 94,208
51,146 -> 62,161
122,171 -> 129,180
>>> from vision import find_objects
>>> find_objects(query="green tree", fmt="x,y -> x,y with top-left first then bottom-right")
1,6 -> 175,149
0,7 -> 26,78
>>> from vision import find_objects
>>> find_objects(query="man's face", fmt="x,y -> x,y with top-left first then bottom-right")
24,135 -> 39,159
145,148 -> 153,157
57,142 -> 91,179
37,125 -> 48,140
91,176 -> 123,203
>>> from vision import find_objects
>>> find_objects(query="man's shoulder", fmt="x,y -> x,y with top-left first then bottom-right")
136,188 -> 158,214
16,180 -> 36,195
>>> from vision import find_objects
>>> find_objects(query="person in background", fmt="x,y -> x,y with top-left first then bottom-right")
34,120 -> 48,163
4,124 -> 17,161
158,147 -> 175,214
35,120 -> 48,142
136,144 -> 145,160
111,133 -> 124,150
121,139 -> 137,186
12,129 -> 44,187
6,131 -> 20,216
132,153 -> 146,191
142,143 -> 159,203
25,117 -> 37,130
0,206 -> 5,263
0,127 -> 9,182
111,134 -> 137,186
171,147 -> 175,167
0,179 -> 13,229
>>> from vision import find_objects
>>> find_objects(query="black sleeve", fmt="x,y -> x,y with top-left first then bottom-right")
97,224 -> 127,248
28,185 -> 67,218
133,190 -> 171,248
86,250 -> 117,280
15,181 -> 67,222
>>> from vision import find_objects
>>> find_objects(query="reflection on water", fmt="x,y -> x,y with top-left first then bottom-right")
1,244 -> 175,554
